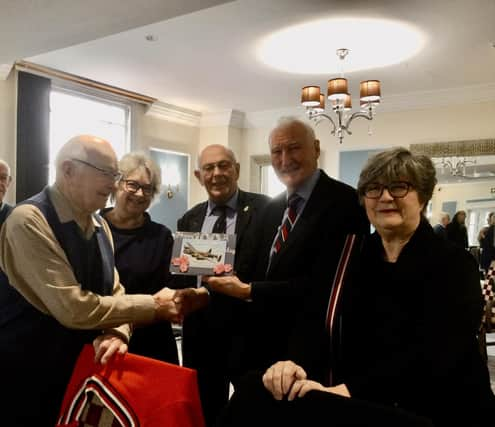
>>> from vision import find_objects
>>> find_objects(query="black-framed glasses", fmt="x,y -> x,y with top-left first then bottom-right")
201,160 -> 234,174
363,181 -> 413,199
71,158 -> 122,182
122,179 -> 154,196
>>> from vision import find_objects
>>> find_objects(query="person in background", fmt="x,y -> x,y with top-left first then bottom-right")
217,147 -> 494,427
101,152 -> 178,364
0,135 -> 183,426
205,117 -> 368,384
432,211 -> 449,240
479,212 -> 495,273
176,144 -> 270,426
446,210 -> 469,249
0,159 -> 13,226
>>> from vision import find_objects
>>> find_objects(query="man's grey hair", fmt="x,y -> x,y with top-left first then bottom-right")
269,117 -> 316,145
196,144 -> 238,171
0,159 -> 11,176
439,211 -> 450,221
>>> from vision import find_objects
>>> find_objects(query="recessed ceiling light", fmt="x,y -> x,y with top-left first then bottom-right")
257,18 -> 426,74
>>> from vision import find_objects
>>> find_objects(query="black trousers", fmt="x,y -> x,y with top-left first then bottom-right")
216,371 -> 434,427
182,305 -> 237,427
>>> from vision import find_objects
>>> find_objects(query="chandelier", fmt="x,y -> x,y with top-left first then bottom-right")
300,48 -> 381,144
437,157 -> 477,177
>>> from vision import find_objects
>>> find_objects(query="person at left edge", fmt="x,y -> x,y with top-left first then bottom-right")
101,151 -> 179,364
0,135 -> 182,427
0,159 -> 13,226
174,144 -> 270,426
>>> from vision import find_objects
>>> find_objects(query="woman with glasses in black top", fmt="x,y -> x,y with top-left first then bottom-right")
218,147 -> 494,427
102,152 -> 179,364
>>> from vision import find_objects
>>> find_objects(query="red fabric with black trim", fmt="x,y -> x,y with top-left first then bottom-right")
57,344 -> 205,427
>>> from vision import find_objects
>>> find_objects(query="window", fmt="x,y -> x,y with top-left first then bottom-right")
467,207 -> 495,247
251,155 -> 284,198
49,89 -> 130,183
260,164 -> 285,197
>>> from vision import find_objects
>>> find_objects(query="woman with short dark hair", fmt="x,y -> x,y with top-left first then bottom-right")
218,147 -> 494,427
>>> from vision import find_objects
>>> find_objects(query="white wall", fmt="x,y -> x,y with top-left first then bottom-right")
133,105 -> 203,207
431,181 -> 495,220
0,72 -> 16,204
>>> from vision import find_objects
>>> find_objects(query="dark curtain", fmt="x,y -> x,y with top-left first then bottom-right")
16,71 -> 51,202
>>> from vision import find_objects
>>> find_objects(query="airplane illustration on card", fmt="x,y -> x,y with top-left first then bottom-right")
183,242 -> 222,262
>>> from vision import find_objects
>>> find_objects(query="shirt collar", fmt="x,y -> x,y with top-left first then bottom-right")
287,169 -> 321,202
207,189 -> 239,216
49,185 -> 102,234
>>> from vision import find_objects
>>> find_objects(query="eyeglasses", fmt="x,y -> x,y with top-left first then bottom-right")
363,181 -> 413,199
71,158 -> 122,182
0,174 -> 11,184
200,160 -> 234,174
122,179 -> 154,196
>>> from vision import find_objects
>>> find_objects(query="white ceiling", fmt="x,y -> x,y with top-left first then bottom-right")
2,0 -> 495,115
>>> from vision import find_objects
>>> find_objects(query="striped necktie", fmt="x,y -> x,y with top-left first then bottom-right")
273,194 -> 301,254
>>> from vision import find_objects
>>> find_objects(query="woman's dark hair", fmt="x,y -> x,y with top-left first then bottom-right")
357,147 -> 437,212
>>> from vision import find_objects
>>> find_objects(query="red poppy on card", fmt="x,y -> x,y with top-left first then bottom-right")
179,261 -> 189,273
224,264 -> 233,273
213,264 -> 225,275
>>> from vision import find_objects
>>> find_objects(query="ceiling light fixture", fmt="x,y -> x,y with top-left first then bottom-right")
301,48 -> 381,144
258,18 -> 425,74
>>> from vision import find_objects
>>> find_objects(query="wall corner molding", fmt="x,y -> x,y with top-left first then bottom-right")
145,101 -> 201,127
200,109 -> 246,128
0,63 -> 14,80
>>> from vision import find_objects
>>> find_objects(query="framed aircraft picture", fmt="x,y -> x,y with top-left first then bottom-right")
170,231 -> 236,276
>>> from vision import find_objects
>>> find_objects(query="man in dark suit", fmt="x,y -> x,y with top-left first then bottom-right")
432,211 -> 449,240
205,117 -> 369,374
176,144 -> 270,426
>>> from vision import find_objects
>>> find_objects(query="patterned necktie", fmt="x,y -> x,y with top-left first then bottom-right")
212,205 -> 227,233
273,194 -> 301,254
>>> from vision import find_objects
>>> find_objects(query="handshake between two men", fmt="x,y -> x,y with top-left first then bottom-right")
153,286 -> 210,324
153,273 -> 253,324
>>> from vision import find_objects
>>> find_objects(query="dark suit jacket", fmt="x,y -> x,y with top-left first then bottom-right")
0,202 -> 13,227
176,189 -> 270,376
177,189 -> 270,278
480,224 -> 495,271
239,170 -> 369,373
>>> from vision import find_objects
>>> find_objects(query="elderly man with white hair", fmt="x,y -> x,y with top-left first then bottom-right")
205,117 -> 369,387
0,135 -> 181,426
0,159 -> 13,226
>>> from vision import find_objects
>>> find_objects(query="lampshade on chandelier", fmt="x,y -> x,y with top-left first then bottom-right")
301,49 -> 381,144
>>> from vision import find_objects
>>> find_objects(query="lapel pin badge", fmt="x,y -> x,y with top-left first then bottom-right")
243,206 -> 249,212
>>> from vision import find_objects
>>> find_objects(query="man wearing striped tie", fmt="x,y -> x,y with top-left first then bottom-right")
205,117 -> 368,378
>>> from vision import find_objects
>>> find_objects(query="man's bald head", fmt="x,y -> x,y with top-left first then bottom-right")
55,135 -> 119,215
56,135 -> 117,178
195,144 -> 240,204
